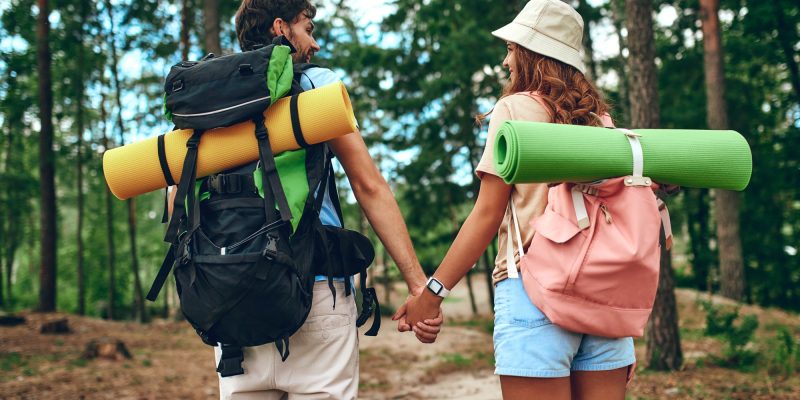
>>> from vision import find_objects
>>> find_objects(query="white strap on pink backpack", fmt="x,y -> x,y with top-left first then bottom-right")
505,198 -> 525,279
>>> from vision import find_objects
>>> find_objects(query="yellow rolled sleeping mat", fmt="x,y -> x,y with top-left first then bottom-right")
103,82 -> 357,200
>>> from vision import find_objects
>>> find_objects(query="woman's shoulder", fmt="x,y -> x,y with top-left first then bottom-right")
495,92 -> 551,121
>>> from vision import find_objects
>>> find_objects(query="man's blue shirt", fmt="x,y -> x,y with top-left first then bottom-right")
300,67 -> 349,282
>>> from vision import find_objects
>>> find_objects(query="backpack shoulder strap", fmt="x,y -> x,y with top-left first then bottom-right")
324,150 -> 345,225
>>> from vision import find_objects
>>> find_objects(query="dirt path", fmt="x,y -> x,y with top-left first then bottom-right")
357,275 -> 500,399
2,276 -> 799,399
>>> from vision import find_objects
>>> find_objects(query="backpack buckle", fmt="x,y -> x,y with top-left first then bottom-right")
226,176 -> 242,193
624,176 -> 652,187
216,344 -> 245,377
262,234 -> 278,260
208,175 -> 244,195
209,175 -> 225,194
177,240 -> 192,265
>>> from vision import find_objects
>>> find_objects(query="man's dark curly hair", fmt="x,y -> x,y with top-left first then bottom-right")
235,0 -> 317,51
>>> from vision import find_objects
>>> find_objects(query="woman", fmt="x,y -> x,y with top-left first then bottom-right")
394,1 -> 634,399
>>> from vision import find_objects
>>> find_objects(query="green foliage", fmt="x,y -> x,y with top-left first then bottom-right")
438,351 -> 494,370
652,0 -> 800,310
451,317 -> 494,335
763,326 -> 800,377
700,300 -> 759,370
0,352 -> 23,372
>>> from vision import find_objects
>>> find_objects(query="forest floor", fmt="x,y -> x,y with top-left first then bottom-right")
1,276 -> 799,400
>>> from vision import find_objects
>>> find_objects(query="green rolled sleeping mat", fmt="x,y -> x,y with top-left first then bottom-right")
493,122 -> 752,191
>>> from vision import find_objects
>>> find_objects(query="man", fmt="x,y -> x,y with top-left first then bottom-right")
206,1 -> 442,398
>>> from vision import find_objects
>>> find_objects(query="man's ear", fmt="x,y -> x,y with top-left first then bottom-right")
271,18 -> 285,37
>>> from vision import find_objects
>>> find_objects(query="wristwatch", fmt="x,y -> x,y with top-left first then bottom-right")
426,277 -> 450,298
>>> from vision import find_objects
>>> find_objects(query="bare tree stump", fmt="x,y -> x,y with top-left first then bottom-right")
82,338 -> 133,361
40,318 -> 70,334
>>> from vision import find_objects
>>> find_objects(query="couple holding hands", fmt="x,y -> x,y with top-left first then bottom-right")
220,0 -> 633,399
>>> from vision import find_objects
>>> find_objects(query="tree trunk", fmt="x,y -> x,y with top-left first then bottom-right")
700,0 -> 745,301
181,0 -> 192,60
100,96 -> 116,320
611,0 -> 630,125
203,0 -> 222,56
75,0 -> 87,316
625,0 -> 660,129
645,236 -> 683,370
576,0 -> 598,80
105,0 -> 146,321
37,0 -> 57,312
626,0 -> 682,371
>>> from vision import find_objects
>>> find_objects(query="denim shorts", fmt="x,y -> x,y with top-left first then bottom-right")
493,278 -> 636,378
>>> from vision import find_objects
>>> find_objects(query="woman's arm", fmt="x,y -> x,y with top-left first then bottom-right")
404,174 -> 512,328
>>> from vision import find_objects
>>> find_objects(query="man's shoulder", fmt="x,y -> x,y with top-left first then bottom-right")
299,66 -> 341,89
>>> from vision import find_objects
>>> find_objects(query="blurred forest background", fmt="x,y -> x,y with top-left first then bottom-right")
0,0 -> 799,396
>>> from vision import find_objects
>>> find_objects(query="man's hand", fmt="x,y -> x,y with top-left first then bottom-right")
392,289 -> 443,343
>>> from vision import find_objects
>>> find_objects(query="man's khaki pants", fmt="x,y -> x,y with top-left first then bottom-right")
214,281 -> 359,399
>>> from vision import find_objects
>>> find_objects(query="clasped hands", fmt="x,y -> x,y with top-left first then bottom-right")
391,285 -> 444,343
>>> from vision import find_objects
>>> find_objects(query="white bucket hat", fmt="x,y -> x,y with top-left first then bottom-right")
492,0 -> 586,74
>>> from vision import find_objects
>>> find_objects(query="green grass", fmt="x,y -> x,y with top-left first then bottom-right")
451,318 -> 494,335
0,352 -> 23,371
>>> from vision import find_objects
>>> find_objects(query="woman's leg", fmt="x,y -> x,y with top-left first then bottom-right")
500,375 -> 571,400
569,367 -> 628,400
493,279 -> 582,400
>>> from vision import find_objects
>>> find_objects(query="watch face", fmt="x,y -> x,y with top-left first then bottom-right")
428,280 -> 443,295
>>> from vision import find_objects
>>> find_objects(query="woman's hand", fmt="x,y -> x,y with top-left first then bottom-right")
393,291 -> 443,343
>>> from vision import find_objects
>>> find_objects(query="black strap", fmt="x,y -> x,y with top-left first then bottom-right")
216,344 -> 245,377
157,134 -> 175,186
274,337 -> 290,362
165,130 -> 203,243
189,144 -> 203,235
161,187 -> 170,224
145,244 -> 176,301
313,155 -> 333,213
253,115 -> 293,223
326,161 -> 344,225
289,94 -> 309,148
356,269 -> 380,336
206,174 -> 257,196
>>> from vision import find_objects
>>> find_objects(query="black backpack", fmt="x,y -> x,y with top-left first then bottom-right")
146,37 -> 381,378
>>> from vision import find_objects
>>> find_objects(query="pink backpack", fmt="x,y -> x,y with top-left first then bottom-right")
505,107 -> 672,338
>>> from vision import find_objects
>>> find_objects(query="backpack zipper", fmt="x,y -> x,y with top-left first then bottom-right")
172,96 -> 271,118
599,203 -> 612,224
225,220 -> 284,253
565,203 -> 602,290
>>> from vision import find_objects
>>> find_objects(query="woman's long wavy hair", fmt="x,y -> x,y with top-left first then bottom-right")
479,43 -> 611,126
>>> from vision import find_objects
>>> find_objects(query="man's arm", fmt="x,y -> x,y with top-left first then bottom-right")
329,131 -> 427,294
